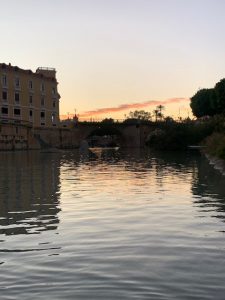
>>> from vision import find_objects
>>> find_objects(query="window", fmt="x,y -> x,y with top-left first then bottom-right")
53,100 -> 56,108
2,74 -> 7,87
1,107 -> 8,115
29,95 -> 33,104
2,91 -> 7,101
15,92 -> 20,103
40,111 -> 45,125
28,80 -> 33,90
29,110 -> 33,122
52,87 -> 56,95
40,111 -> 45,119
41,96 -> 45,107
52,113 -> 56,124
40,82 -> 45,92
15,77 -> 20,89
14,108 -> 21,116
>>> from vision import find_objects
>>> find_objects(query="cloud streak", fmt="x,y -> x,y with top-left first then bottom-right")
60,97 -> 190,119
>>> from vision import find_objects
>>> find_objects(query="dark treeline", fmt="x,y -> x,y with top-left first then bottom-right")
190,78 -> 225,159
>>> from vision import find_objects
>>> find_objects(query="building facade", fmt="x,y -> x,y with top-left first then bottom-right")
0,63 -> 60,128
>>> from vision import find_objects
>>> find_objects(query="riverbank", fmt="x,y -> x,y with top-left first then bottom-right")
203,132 -> 225,160
204,152 -> 225,176
201,132 -> 225,176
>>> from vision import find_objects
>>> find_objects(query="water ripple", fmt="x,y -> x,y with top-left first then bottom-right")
0,149 -> 225,299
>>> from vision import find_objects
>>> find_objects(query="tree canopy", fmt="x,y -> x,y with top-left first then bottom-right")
127,110 -> 151,120
190,78 -> 225,118
190,88 -> 217,118
215,79 -> 225,113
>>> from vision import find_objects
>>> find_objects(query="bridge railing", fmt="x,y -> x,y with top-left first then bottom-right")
59,117 -> 193,127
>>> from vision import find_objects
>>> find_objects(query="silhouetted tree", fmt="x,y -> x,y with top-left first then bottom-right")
153,109 -> 160,122
164,116 -> 174,123
156,105 -> 165,120
127,110 -> 151,120
101,118 -> 115,124
190,88 -> 217,118
214,79 -> 225,113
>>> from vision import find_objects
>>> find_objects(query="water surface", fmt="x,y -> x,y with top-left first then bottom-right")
0,149 -> 225,299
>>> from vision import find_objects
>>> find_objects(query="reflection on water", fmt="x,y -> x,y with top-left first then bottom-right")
0,152 -> 61,235
191,155 -> 225,223
0,149 -> 225,299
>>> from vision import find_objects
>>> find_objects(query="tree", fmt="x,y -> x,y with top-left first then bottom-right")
190,88 -> 217,118
101,118 -> 114,124
156,105 -> 165,120
164,116 -> 174,123
127,110 -> 151,121
214,79 -> 225,113
153,109 -> 160,122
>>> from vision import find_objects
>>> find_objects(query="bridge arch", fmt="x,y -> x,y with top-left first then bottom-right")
72,122 -> 155,148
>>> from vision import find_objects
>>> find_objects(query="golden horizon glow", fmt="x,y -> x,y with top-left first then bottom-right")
60,97 -> 192,121
2,1 -> 225,120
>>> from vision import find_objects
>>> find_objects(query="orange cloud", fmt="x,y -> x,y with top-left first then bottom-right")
80,97 -> 189,117
60,97 -> 190,120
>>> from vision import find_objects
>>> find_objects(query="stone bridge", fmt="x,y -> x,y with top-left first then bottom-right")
68,122 -> 156,148
0,120 -> 157,150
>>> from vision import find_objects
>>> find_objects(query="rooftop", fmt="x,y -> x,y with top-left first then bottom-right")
0,63 -> 57,81
36,67 -> 56,72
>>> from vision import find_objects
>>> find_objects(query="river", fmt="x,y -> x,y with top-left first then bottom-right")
0,149 -> 225,299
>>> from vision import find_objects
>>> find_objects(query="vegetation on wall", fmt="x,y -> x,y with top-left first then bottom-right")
204,132 -> 225,160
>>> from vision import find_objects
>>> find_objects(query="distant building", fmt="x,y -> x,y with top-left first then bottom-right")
61,114 -> 79,128
0,63 -> 60,128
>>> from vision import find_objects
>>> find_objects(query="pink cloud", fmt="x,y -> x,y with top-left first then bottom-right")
60,97 -> 190,119
79,97 -> 190,117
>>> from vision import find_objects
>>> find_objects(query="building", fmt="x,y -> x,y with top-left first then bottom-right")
0,63 -> 60,128
0,63 -> 78,150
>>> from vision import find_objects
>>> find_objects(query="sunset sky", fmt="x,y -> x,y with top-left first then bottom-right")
1,0 -> 225,120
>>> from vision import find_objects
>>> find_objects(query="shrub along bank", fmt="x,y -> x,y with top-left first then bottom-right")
146,119 -> 215,150
203,132 -> 225,160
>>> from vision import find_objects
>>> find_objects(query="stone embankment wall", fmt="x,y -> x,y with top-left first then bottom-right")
0,123 -> 40,150
0,124 -> 81,151
33,127 -> 78,149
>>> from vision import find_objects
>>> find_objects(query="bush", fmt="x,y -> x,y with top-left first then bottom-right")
204,132 -> 225,159
146,120 -> 215,150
